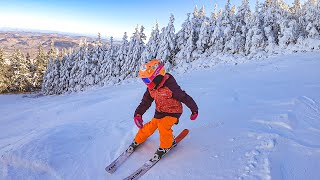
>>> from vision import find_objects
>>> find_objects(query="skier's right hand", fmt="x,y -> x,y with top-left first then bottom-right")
134,114 -> 144,129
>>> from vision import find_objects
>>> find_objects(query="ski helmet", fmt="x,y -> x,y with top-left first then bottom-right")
138,59 -> 166,87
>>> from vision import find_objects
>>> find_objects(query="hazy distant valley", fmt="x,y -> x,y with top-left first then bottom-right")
0,31 -> 101,58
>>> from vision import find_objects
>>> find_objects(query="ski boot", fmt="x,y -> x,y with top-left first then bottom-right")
151,139 -> 177,161
127,140 -> 140,153
172,139 -> 177,148
151,147 -> 170,162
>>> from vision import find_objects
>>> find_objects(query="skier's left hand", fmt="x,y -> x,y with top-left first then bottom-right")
190,111 -> 198,120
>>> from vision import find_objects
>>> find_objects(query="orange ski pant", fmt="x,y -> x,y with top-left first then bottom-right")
134,116 -> 178,149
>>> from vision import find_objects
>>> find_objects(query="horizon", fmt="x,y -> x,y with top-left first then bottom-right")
0,0 -> 295,39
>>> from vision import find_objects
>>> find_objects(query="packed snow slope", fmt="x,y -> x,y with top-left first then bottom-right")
1,52 -> 320,180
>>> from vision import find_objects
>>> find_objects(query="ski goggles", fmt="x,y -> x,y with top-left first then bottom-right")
141,77 -> 157,89
142,77 -> 152,84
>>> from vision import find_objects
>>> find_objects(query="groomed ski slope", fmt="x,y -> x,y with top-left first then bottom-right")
1,52 -> 320,180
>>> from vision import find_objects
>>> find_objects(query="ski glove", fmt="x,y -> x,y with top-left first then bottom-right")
134,114 -> 144,129
190,111 -> 198,120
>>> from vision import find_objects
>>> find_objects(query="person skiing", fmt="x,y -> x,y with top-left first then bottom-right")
129,59 -> 198,160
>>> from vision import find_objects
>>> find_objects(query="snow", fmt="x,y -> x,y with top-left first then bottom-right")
1,52 -> 320,180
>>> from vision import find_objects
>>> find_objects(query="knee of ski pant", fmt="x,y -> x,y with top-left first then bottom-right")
158,116 -> 178,130
158,116 -> 177,148
134,118 -> 159,144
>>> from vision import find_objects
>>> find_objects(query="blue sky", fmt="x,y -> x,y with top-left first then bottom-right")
0,0 -> 294,39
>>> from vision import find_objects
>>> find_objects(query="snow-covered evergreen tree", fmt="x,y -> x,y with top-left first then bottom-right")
141,22 -> 160,63
190,5 -> 208,60
175,13 -> 191,62
48,40 -> 57,59
100,37 -> 118,85
196,19 -> 210,56
34,44 -> 48,89
123,25 -> 145,78
221,0 -> 236,53
303,0 -> 320,38
117,32 -> 129,80
208,9 -> 224,55
234,0 -> 251,54
279,13 -> 298,48
245,0 -> 265,54
261,0 -> 289,51
0,48 -> 8,93
156,14 -> 176,67
185,20 -> 196,62
7,49 -> 30,92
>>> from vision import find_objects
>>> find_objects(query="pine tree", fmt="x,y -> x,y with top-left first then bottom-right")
25,52 -> 36,91
293,0 -> 301,14
73,39 -> 90,91
205,4 -> 218,55
156,14 -> 176,67
100,36 -> 118,85
303,0 -> 320,38
278,1 -> 300,48
245,0 -> 265,54
41,39 -> 62,94
0,48 -> 8,93
35,44 -> 48,89
81,38 -> 95,87
117,32 -> 129,80
190,5 -> 207,59
196,19 -> 210,56
193,5 -> 199,17
261,0 -> 289,51
234,0 -> 251,54
48,40 -> 57,59
208,8 -> 224,55
123,26 -> 145,78
97,32 -> 102,44
141,22 -> 160,63
221,0 -> 236,53
41,58 -> 54,94
175,13 -> 191,62
7,49 -> 30,92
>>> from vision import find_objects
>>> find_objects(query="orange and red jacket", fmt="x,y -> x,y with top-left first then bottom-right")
134,73 -> 198,119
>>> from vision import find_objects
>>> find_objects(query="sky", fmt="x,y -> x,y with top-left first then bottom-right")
0,0 -> 294,39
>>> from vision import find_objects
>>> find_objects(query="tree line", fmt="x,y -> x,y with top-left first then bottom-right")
1,0 -> 319,95
0,41 -> 56,93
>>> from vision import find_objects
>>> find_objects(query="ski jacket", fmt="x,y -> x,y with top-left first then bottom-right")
134,73 -> 198,119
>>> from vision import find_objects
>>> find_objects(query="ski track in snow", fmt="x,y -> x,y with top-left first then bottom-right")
1,52 -> 320,179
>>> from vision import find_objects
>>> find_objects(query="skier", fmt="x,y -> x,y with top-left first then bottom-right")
129,59 -> 198,159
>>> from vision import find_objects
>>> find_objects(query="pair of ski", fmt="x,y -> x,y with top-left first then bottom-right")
105,129 -> 189,180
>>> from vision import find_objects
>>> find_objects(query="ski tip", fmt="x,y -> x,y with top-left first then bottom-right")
175,129 -> 189,143
182,129 -> 189,134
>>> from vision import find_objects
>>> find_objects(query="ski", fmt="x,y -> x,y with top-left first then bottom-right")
123,129 -> 189,180
105,142 -> 138,174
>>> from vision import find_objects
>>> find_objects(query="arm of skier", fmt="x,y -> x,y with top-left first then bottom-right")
134,89 -> 154,117
166,75 -> 198,116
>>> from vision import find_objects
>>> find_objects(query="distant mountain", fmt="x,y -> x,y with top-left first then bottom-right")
0,27 -> 96,38
0,29 -> 118,59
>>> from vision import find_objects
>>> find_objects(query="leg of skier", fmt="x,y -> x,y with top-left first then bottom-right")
129,118 -> 158,151
154,116 -> 178,159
